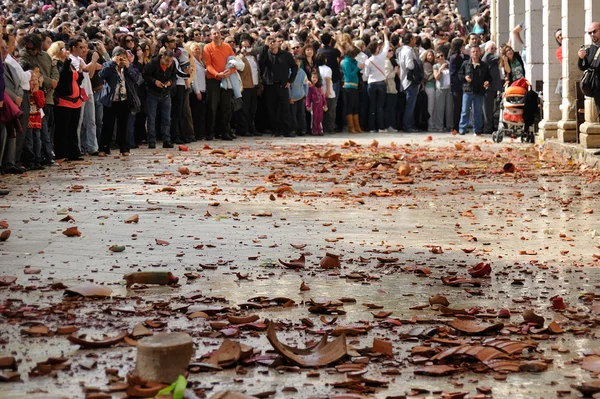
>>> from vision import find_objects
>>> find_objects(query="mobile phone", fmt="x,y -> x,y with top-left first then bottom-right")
126,50 -> 133,56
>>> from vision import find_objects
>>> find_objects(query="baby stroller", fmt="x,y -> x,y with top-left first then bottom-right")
492,78 -> 539,143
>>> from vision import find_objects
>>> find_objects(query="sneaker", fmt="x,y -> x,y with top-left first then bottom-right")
378,128 -> 388,133
458,131 -> 466,135
163,142 -> 174,148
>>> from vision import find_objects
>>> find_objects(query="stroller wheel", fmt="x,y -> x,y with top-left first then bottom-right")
492,131 -> 498,143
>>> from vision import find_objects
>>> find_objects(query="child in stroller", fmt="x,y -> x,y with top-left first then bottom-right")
492,78 -> 540,143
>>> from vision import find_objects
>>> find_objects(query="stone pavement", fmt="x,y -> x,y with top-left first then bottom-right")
1,132 -> 600,398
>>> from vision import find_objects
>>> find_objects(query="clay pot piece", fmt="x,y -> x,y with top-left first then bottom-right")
266,322 -> 347,367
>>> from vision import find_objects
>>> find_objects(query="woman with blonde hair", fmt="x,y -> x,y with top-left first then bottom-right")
189,41 -> 207,140
180,42 -> 197,142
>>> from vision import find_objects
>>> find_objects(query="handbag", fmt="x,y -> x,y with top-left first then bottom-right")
581,46 -> 600,97
408,60 -> 424,84
80,88 -> 89,102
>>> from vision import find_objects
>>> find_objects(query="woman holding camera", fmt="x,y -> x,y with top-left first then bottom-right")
97,47 -> 141,156
51,40 -> 84,161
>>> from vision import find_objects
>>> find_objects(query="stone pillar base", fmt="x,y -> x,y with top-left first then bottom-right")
580,122 -> 600,148
538,120 -> 559,140
585,98 -> 599,123
558,120 -> 578,143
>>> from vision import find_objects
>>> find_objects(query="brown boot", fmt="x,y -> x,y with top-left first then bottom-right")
346,115 -> 357,133
352,114 -> 364,133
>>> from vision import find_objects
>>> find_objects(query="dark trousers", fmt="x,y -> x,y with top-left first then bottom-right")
100,100 -> 130,154
264,84 -> 292,135
181,92 -> 195,141
189,92 -> 207,139
483,89 -> 497,134
595,92 -> 600,117
54,105 -> 82,160
452,91 -> 463,131
290,97 -> 306,134
359,83 -> 370,130
385,93 -> 397,130
396,91 -> 406,131
367,81 -> 386,131
206,79 -> 233,139
240,87 -> 258,135
170,85 -> 186,142
345,88 -> 359,115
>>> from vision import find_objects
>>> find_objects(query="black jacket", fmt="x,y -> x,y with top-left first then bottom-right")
258,46 -> 298,86
578,43 -> 600,73
55,58 -> 84,101
458,58 -> 492,95
142,55 -> 177,98
482,52 -> 502,92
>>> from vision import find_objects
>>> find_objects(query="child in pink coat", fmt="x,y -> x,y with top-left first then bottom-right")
305,71 -> 328,136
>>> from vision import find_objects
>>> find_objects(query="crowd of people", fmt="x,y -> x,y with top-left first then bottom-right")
0,0 -> 570,196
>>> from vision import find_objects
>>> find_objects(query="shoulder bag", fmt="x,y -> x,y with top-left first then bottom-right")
581,46 -> 600,97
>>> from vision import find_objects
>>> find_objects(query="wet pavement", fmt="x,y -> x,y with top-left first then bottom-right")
1,132 -> 600,399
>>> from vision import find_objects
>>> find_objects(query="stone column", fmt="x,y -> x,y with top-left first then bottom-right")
557,0 -> 585,142
525,0 -> 543,85
509,0 -> 526,52
494,1 -> 511,45
579,0 -> 600,147
538,0 -> 562,139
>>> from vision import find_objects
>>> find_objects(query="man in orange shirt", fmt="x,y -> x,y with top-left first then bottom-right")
203,28 -> 235,141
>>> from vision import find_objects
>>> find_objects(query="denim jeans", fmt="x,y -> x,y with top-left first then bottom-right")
77,96 -> 98,153
367,81 -> 386,131
403,83 -> 419,131
459,92 -> 484,134
41,104 -> 54,163
146,93 -> 172,143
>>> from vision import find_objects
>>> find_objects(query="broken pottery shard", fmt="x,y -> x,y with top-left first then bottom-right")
0,276 -> 17,286
320,253 -> 341,269
278,254 -> 306,269
468,262 -> 492,278
582,356 -> 600,374
209,392 -> 259,399
571,381 -> 600,396
136,332 -> 194,384
482,339 -> 537,355
429,294 -> 450,307
447,319 -> 504,336
432,345 -> 509,363
67,331 -> 128,348
522,309 -> 545,327
372,338 -> 393,356
124,214 -> 139,224
124,272 -> 179,287
266,322 -> 347,367
206,339 -> 241,367
414,365 -> 460,376
441,276 -> 482,287
227,315 -> 260,325
64,283 -> 112,298
62,227 -> 81,237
